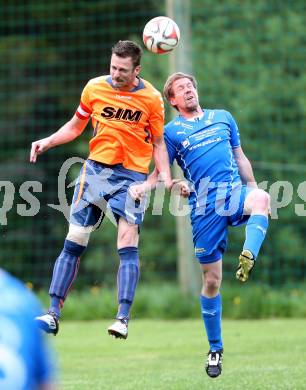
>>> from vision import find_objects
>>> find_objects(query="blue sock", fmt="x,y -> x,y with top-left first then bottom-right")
116,247 -> 139,319
50,295 -> 62,319
118,301 -> 132,320
49,239 -> 86,315
243,214 -> 269,259
200,294 -> 223,351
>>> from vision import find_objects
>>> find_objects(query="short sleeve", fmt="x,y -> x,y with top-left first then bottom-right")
148,91 -> 165,137
75,83 -> 92,120
164,130 -> 177,165
226,110 -> 241,148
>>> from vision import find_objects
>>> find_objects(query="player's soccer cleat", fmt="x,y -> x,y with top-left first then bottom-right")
236,249 -> 255,282
35,311 -> 59,336
108,318 -> 129,339
205,349 -> 223,378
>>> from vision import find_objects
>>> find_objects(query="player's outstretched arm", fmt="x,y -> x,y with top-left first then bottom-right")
152,135 -> 172,190
128,168 -> 159,201
129,169 -> 190,201
171,179 -> 190,198
233,146 -> 258,188
30,114 -> 89,163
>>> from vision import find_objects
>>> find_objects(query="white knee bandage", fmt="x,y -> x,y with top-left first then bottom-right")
66,224 -> 93,247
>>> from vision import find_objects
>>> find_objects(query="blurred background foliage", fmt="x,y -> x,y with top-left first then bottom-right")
0,0 -> 305,291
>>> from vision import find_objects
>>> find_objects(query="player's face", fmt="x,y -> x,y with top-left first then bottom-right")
110,54 -> 141,91
170,78 -> 199,112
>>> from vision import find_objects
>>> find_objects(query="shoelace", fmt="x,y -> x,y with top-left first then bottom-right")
210,352 -> 217,361
116,317 -> 129,325
47,311 -> 59,321
208,350 -> 222,362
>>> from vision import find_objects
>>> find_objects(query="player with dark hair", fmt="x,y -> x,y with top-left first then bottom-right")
30,40 -> 172,339
0,269 -> 56,389
131,72 -> 270,377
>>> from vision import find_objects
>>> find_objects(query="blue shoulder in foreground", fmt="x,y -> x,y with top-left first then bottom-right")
0,269 -> 56,390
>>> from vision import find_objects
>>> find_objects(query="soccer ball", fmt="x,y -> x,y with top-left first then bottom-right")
143,16 -> 180,54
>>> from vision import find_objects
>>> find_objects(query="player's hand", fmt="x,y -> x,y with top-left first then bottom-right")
164,179 -> 174,192
171,179 -> 190,198
30,138 -> 51,163
129,182 -> 150,201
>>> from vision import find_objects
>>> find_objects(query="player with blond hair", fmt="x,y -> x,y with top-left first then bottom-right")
131,72 -> 270,377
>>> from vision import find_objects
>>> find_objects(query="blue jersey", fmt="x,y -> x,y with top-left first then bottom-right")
0,270 -> 55,390
164,109 -> 242,205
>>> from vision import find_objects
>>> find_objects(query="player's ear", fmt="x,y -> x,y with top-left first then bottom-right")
134,65 -> 141,75
170,96 -> 176,107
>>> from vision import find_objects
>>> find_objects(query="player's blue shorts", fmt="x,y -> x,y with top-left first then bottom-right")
190,184 -> 253,264
70,159 -> 147,228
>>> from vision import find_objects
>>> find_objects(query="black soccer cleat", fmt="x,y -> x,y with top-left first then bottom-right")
205,349 -> 223,378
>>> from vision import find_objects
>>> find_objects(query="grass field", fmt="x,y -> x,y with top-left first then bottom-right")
53,319 -> 306,390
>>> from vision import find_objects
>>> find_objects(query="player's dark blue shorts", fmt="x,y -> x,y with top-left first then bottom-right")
70,159 -> 147,228
191,184 -> 254,264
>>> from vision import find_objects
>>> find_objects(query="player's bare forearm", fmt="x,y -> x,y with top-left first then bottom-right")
152,136 -> 172,190
233,147 -> 257,188
146,167 -> 159,189
128,167 -> 160,201
241,165 -> 257,187
30,115 -> 89,163
237,157 -> 257,187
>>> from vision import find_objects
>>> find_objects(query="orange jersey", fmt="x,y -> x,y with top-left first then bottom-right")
75,75 -> 164,173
